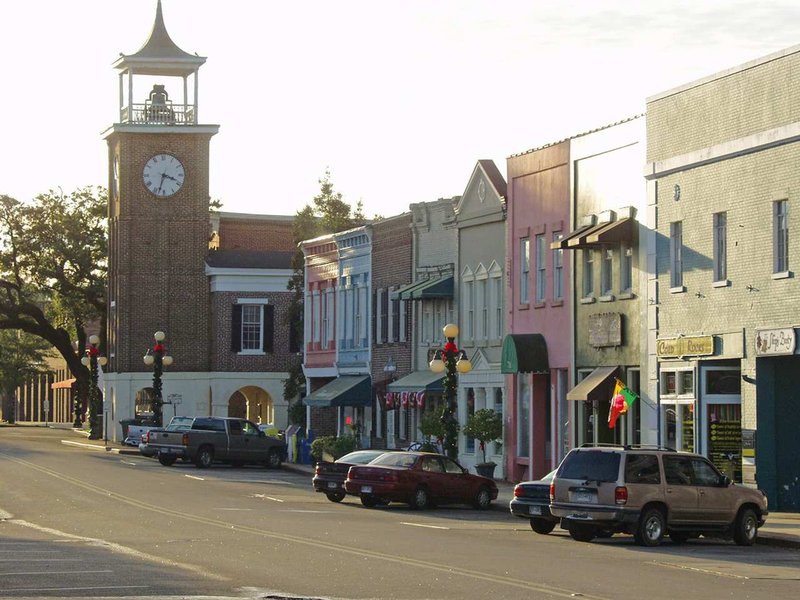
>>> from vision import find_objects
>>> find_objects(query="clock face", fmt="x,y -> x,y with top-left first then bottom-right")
142,153 -> 185,197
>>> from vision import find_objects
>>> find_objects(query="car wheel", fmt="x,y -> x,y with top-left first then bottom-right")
473,486 -> 492,510
669,531 -> 690,544
636,508 -> 665,547
157,454 -> 177,467
265,449 -> 282,469
360,495 -> 380,508
530,518 -> 556,535
568,522 -> 595,542
733,508 -> 759,546
410,486 -> 430,510
325,491 -> 346,503
194,446 -> 214,469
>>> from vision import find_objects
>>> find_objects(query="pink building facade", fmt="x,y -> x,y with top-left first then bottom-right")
504,141 -> 573,482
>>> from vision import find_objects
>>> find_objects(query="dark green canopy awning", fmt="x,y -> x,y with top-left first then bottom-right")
303,375 -> 372,408
501,334 -> 549,374
387,370 -> 444,393
410,276 -> 453,300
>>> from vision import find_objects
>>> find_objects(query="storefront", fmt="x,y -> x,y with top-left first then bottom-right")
657,335 -> 743,483
754,326 -> 800,511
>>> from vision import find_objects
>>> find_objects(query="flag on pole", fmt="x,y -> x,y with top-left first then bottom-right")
608,378 -> 638,429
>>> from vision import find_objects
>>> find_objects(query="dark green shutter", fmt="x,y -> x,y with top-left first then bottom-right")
263,304 -> 275,352
231,304 -> 242,352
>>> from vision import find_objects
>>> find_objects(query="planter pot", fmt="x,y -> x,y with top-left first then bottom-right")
475,462 -> 497,479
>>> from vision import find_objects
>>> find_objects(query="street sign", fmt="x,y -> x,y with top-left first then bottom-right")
166,393 -> 182,405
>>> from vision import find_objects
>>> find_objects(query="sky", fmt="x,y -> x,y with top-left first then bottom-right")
1,0 -> 799,219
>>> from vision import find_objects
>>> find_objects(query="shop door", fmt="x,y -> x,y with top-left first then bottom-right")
700,365 -> 742,482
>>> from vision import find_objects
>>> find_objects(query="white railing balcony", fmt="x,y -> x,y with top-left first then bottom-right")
120,103 -> 196,125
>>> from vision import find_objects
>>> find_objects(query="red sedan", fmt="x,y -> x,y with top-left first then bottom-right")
344,451 -> 498,509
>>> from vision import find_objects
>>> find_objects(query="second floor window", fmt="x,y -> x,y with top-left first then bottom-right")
713,212 -> 727,281
231,302 -> 274,353
493,276 -> 503,338
535,234 -> 546,303
582,249 -> 594,297
480,278 -> 488,340
552,232 -> 563,301
520,238 -> 530,304
670,221 -> 683,288
465,279 -> 474,340
774,200 -> 789,273
620,244 -> 633,293
601,246 -> 613,296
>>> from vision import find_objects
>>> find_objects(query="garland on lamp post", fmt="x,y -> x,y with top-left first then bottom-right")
80,335 -> 107,440
143,331 -> 173,428
429,323 -> 472,460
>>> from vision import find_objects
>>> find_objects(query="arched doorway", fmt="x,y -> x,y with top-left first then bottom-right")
227,386 -> 274,425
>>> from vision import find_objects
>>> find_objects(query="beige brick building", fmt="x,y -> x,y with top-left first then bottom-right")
645,45 -> 800,509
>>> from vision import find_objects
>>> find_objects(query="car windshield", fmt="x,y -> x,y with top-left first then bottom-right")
559,451 -> 621,482
337,451 -> 385,464
369,453 -> 418,468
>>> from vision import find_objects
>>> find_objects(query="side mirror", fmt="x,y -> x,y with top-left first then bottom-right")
720,475 -> 731,487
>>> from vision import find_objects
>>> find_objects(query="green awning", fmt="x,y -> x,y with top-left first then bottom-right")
566,366 -> 619,401
409,276 -> 454,300
387,370 -> 444,393
391,280 -> 424,300
303,375 -> 372,408
501,334 -> 549,374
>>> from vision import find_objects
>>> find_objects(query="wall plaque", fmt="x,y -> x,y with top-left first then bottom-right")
589,312 -> 622,347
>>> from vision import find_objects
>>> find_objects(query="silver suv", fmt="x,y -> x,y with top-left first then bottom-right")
549,445 -> 768,547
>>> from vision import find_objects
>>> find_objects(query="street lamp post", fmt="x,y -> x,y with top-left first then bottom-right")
429,323 -> 472,460
80,335 -> 107,440
143,331 -> 173,428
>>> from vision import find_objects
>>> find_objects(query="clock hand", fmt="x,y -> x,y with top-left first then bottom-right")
156,172 -> 166,194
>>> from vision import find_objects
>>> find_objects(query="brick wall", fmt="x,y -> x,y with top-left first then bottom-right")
218,216 -> 295,252
210,290 -> 298,372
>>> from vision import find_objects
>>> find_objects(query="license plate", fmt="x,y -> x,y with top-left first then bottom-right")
327,482 -> 338,489
362,486 -> 373,494
573,492 -> 595,503
528,505 -> 542,515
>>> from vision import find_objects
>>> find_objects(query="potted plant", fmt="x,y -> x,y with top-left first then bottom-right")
462,408 -> 503,479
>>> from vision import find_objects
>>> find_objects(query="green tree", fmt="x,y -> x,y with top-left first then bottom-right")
0,188 -> 107,432
463,408 -> 503,464
283,171 -> 367,409
0,330 -> 52,422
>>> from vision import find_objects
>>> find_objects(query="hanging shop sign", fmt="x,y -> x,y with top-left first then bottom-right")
755,327 -> 796,356
656,335 -> 714,358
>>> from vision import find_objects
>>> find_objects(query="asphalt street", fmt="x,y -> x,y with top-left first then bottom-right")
1,426 -> 799,600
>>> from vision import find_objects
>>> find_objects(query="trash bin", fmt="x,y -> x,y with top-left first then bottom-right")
120,419 -> 137,439
299,439 -> 312,464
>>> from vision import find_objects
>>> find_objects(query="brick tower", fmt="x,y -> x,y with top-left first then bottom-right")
102,0 -> 218,424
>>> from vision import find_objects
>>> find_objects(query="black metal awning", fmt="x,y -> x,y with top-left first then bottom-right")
303,375 -> 372,408
500,334 -> 549,374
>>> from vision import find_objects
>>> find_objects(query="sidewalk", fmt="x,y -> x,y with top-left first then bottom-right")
45,423 -> 800,549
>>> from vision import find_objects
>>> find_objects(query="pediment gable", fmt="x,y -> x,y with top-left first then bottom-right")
454,160 -> 507,224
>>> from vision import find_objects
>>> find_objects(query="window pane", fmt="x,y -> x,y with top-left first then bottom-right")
625,454 -> 661,484
560,450 -> 620,482
553,232 -> 563,300
670,221 -> 683,287
601,246 -> 613,295
620,244 -> 632,292
705,370 -> 741,395
664,372 -> 676,395
713,212 -> 727,281
242,304 -> 262,350
583,250 -> 594,296
679,371 -> 694,395
535,234 -> 546,303
663,456 -> 693,485
520,238 -> 530,303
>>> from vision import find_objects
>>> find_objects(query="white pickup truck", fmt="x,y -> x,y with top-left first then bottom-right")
141,416 -> 287,469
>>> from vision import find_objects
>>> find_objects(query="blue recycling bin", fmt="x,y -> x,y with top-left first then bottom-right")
299,439 -> 312,464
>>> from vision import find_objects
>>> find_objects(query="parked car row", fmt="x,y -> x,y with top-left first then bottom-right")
313,450 -> 498,510
512,445 -> 768,547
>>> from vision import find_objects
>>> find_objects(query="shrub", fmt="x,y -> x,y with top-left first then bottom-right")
310,435 -> 357,462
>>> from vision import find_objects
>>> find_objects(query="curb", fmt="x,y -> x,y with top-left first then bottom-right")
60,440 -> 140,455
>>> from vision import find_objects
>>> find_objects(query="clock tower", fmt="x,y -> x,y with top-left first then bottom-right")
102,1 -> 218,414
